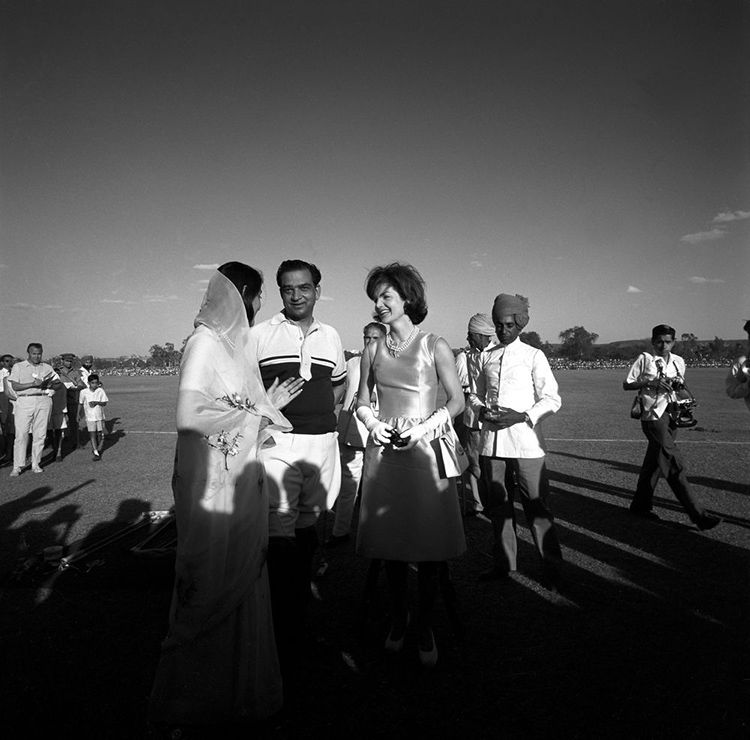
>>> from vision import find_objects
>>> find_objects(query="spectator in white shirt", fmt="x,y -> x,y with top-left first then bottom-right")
8,343 -> 62,476
454,313 -> 497,515
469,294 -> 563,587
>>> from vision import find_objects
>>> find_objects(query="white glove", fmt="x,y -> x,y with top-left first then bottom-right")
399,407 -> 450,445
356,405 -> 393,446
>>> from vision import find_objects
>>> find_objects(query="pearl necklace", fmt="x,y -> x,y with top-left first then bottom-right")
386,326 -> 419,358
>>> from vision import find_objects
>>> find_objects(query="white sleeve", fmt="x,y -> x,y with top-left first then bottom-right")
527,350 -> 561,424
455,352 -> 469,390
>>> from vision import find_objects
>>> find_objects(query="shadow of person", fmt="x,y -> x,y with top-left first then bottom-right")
74,497 -> 153,553
552,447 -> 749,496
102,416 -> 125,452
0,481 -> 95,581
265,459 -> 328,680
2,502 -> 82,588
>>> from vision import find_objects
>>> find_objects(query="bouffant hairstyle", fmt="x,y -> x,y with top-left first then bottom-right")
651,324 -> 676,342
218,261 -> 264,324
365,263 -> 428,325
276,260 -> 322,287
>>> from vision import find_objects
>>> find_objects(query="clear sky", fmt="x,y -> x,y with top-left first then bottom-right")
1,0 -> 747,358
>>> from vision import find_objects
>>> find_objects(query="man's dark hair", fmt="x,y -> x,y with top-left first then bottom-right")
651,324 -> 676,342
276,260 -> 321,287
218,261 -> 264,323
0,354 -> 13,362
88,373 -> 100,383
365,263 -> 428,325
27,343 -> 43,353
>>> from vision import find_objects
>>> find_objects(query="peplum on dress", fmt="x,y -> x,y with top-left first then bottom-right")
356,331 -> 466,562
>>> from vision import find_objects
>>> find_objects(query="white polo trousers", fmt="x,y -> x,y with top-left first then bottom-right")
261,430 -> 341,538
13,395 -> 52,469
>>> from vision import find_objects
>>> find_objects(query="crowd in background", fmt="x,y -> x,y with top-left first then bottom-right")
0,350 -> 107,471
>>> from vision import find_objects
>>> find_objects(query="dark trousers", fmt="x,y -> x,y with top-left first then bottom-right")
456,421 -> 485,512
266,525 -> 318,669
66,392 -> 80,448
631,414 -> 704,523
479,455 -> 562,574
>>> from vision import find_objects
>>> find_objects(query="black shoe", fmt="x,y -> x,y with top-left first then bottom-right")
324,533 -> 351,548
542,564 -> 563,592
696,514 -> 721,531
478,566 -> 510,582
629,508 -> 661,521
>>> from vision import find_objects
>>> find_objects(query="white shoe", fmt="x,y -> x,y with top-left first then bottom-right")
31,466 -> 43,474
9,468 -> 21,478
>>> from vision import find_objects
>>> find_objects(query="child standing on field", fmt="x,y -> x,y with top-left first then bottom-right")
79,374 -> 108,460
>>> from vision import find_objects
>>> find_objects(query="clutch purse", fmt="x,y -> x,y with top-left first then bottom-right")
430,426 -> 470,479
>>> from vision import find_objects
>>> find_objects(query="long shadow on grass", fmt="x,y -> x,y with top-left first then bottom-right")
0,480 -> 95,570
101,415 -> 126,452
552,448 -> 750,496
466,481 -> 748,736
1,494 -> 173,737
307,491 -> 750,738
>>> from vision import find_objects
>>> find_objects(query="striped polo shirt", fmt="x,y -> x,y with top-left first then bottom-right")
247,312 -> 346,434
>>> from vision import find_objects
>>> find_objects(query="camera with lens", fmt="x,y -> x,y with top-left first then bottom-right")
667,377 -> 685,391
666,376 -> 698,428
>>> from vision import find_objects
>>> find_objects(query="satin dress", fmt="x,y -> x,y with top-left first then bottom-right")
356,331 -> 466,562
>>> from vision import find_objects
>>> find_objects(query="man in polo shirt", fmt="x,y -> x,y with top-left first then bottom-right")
469,294 -> 563,588
247,259 -> 346,660
8,343 -> 62,476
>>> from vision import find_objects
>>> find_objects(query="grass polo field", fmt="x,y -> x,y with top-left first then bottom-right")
1,368 -> 748,738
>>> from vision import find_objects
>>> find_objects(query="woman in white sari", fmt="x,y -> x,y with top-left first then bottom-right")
149,263 -> 303,730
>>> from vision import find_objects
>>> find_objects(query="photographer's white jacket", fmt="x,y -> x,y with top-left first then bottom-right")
468,338 -> 561,459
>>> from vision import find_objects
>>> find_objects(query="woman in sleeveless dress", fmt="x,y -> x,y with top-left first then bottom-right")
149,263 -> 304,732
355,263 -> 466,667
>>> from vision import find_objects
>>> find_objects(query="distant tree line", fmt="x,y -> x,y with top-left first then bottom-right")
65,329 -> 740,370
520,327 -> 743,363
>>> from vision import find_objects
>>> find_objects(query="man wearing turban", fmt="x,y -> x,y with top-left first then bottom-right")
455,313 -> 497,515
468,293 -> 563,587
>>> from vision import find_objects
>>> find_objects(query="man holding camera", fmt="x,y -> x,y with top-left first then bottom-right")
8,342 -> 62,476
623,324 -> 720,531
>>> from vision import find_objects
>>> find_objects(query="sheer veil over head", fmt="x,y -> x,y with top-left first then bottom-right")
194,270 -> 250,352
181,268 -> 290,437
